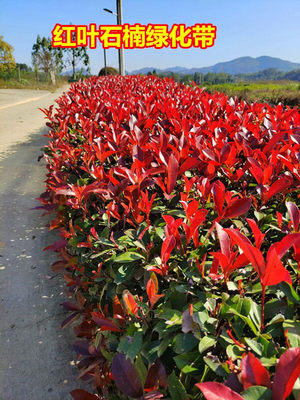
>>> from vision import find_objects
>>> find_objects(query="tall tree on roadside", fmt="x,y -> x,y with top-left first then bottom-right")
31,35 -> 63,82
0,36 -> 16,72
64,29 -> 90,80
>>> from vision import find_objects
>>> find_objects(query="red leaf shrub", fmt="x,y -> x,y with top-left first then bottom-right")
40,75 -> 300,399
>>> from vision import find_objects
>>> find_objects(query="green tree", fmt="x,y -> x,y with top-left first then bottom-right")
31,35 -> 63,81
0,36 -> 16,72
16,63 -> 32,72
64,44 -> 90,80
98,66 -> 118,76
64,27 -> 90,80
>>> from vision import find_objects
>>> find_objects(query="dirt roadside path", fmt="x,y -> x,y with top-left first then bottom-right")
0,87 -> 89,400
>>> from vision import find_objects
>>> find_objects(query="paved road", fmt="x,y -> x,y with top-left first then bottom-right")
0,88 -> 64,160
0,88 -> 89,399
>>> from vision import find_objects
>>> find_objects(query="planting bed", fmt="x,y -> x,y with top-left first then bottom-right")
40,76 -> 300,400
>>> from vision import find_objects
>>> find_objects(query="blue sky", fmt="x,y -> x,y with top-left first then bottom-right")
1,0 -> 299,74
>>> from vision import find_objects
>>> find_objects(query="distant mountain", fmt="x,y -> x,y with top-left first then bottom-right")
62,68 -> 89,76
129,56 -> 300,76
129,66 -> 190,75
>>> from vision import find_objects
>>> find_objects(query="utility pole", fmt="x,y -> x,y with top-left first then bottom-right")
103,2 -> 125,76
116,0 -> 125,76
104,48 -> 107,76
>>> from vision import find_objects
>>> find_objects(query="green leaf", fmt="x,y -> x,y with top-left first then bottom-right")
203,356 -> 227,377
282,320 -> 300,347
115,264 -> 135,284
279,282 -> 300,304
258,335 -> 276,358
227,281 -> 239,291
254,211 -> 266,221
241,386 -> 272,400
91,248 -> 114,258
204,298 -> 217,312
141,340 -> 160,364
227,307 -> 258,335
265,313 -> 285,327
134,355 -> 147,387
264,298 -> 292,320
198,336 -> 217,353
95,331 -> 102,349
166,209 -> 186,218
158,335 -> 173,357
170,290 -> 187,311
226,344 -> 245,360
259,357 -> 277,367
133,240 -> 146,251
100,345 -> 114,362
158,308 -> 182,326
114,251 -> 145,263
244,338 -> 263,356
96,237 -> 115,246
193,310 -> 209,332
117,331 -> 143,361
155,226 -> 165,240
173,333 -> 198,354
174,353 -> 201,374
168,371 -> 188,399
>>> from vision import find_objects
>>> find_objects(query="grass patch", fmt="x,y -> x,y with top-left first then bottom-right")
0,69 -> 70,91
203,81 -> 300,106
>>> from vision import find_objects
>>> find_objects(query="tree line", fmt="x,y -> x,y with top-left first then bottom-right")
148,68 -> 300,84
0,34 -> 90,84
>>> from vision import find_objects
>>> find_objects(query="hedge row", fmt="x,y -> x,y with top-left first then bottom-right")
40,76 -> 300,400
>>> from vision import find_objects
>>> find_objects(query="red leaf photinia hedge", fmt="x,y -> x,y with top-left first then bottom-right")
39,75 -> 300,399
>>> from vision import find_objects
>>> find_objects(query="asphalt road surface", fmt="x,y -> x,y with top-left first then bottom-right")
0,87 -> 89,400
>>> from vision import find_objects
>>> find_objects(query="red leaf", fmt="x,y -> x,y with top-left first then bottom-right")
223,198 -> 251,219
146,278 -> 164,308
73,340 -> 91,356
286,202 -> 300,231
147,278 -> 156,300
240,352 -> 271,389
50,260 -> 67,272
189,209 -> 207,235
272,347 -> 300,400
196,382 -> 244,400
246,218 -> 265,249
263,176 -> 292,204
224,228 -> 265,279
167,154 -> 179,194
62,301 -> 81,311
263,130 -> 286,153
203,148 -> 218,162
269,233 -> 300,260
113,295 -> 124,317
178,157 -> 200,175
111,353 -> 143,398
263,247 -> 292,288
276,211 -> 283,228
43,239 -> 68,251
91,313 -> 121,332
211,181 -> 225,217
144,359 -> 168,391
216,222 -> 230,259
61,312 -> 80,328
122,290 -> 139,316
161,235 -> 176,266
70,389 -> 99,400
